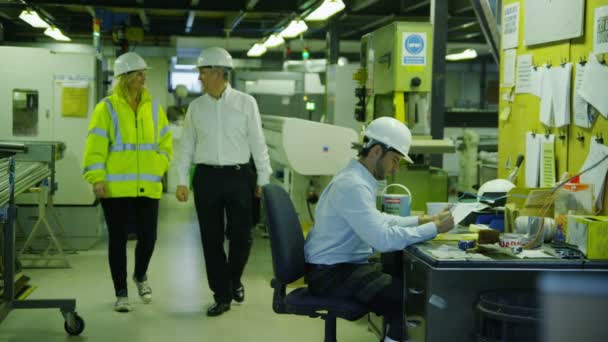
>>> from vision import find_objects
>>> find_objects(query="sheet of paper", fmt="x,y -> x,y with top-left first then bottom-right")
580,53 -> 608,118
502,87 -> 515,103
540,135 -> 556,187
579,139 -> 608,211
539,67 -> 553,126
524,0 -> 584,46
594,5 -> 608,54
502,49 -> 517,87
515,54 -> 533,94
499,106 -> 511,121
525,132 -> 541,187
61,81 -> 89,118
550,63 -> 572,127
515,250 -> 556,259
429,245 -> 492,261
502,2 -> 520,50
450,202 -> 488,225
531,67 -> 543,98
573,63 -> 591,128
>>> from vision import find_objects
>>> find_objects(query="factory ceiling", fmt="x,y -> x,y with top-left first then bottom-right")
0,0 -> 491,55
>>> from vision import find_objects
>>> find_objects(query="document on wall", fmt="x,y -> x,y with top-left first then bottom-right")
540,135 -> 556,187
499,105 -> 511,121
539,67 -> 553,126
550,63 -> 572,127
531,67 -> 543,98
580,139 -> 608,211
525,132 -> 541,188
502,49 -> 517,87
61,81 -> 89,118
515,54 -> 534,94
573,63 -> 591,128
594,5 -> 608,54
502,2 -> 520,50
580,53 -> 608,118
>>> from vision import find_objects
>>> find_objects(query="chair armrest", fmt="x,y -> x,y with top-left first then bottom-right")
270,278 -> 287,314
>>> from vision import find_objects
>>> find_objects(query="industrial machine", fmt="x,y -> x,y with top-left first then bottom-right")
261,115 -> 357,231
355,22 -> 455,212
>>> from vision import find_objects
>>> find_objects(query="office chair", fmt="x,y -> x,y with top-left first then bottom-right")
262,184 -> 369,342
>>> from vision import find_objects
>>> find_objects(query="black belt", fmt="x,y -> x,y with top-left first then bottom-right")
199,163 -> 248,170
305,263 -> 340,271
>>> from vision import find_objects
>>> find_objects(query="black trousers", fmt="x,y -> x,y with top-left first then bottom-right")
100,197 -> 159,297
192,164 -> 253,304
306,262 -> 406,341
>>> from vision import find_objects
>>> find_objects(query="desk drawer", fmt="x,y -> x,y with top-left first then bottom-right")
405,255 -> 428,316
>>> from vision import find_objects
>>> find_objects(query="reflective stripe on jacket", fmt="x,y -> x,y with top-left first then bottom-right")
82,86 -> 173,199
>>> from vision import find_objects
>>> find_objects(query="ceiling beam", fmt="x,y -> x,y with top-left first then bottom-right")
185,11 -> 195,33
350,0 -> 382,12
246,0 -> 259,10
226,10 -> 247,32
452,5 -> 474,15
340,14 -> 395,38
447,20 -> 478,32
401,0 -> 430,13
139,9 -> 149,31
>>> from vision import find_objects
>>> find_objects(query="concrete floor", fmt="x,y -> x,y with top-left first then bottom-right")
0,196 -> 375,342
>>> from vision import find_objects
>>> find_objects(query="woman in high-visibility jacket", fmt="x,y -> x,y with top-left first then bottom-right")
82,52 -> 172,313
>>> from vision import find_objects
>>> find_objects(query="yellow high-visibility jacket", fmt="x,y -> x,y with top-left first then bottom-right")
82,85 -> 173,199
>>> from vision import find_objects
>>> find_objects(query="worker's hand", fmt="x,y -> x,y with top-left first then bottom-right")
255,186 -> 262,198
176,185 -> 189,202
93,182 -> 107,199
434,211 -> 455,233
421,206 -> 452,224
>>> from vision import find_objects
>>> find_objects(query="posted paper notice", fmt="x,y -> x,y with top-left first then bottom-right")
515,54 -> 533,94
502,2 -> 520,50
594,5 -> 608,54
503,49 -> 516,87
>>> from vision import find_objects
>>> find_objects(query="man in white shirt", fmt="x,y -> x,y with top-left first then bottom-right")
304,117 -> 454,342
175,47 -> 272,316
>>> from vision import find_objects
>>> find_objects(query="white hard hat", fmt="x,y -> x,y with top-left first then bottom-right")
478,179 -> 515,201
114,52 -> 149,76
364,117 -> 413,163
196,47 -> 234,69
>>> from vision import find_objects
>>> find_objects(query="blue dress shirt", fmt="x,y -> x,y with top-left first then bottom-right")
304,159 -> 438,265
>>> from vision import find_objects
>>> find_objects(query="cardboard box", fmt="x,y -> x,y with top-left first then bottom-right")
566,216 -> 608,260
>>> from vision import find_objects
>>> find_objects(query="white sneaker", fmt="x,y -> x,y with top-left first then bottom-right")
133,276 -> 152,304
114,296 -> 132,312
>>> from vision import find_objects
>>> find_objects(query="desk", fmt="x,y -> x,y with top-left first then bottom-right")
369,241 -> 607,342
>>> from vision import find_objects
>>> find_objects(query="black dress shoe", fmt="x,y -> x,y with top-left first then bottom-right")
206,302 -> 230,316
233,286 -> 245,303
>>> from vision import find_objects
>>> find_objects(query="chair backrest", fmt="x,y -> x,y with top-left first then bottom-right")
262,184 -> 306,285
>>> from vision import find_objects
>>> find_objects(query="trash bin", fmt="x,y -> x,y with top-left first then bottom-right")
476,290 -> 541,342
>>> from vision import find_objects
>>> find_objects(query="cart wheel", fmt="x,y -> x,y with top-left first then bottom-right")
64,313 -> 85,335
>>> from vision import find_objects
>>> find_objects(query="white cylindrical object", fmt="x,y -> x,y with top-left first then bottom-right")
514,216 -> 556,242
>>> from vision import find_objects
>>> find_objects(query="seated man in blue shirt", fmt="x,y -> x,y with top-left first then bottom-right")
304,117 -> 454,342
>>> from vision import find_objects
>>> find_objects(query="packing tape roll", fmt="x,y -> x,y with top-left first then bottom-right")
514,216 -> 555,242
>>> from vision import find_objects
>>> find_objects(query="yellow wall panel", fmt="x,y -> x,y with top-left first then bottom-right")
500,0 -> 608,214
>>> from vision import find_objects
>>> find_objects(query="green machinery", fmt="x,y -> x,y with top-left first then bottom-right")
356,22 -> 454,212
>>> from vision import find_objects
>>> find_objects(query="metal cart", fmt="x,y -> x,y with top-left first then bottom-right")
0,142 -> 84,335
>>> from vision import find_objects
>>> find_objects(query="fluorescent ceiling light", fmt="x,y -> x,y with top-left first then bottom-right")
247,43 -> 267,57
263,34 -> 285,48
446,49 -> 477,61
305,0 -> 346,21
279,19 -> 308,38
44,26 -> 71,41
19,9 -> 49,28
